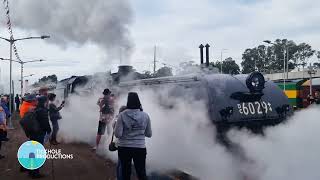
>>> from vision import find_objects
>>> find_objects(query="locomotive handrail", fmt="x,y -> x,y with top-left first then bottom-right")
119,75 -> 201,87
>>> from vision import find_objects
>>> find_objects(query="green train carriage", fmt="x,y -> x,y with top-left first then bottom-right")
273,79 -> 307,109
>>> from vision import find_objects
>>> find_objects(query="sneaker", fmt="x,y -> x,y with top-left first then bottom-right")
0,154 -> 5,159
91,146 -> 97,151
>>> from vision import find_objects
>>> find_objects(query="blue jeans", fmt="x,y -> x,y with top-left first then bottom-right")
51,120 -> 59,141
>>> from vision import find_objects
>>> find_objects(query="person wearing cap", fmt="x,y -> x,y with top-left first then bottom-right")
48,93 -> 65,145
20,94 -> 37,118
93,88 -> 115,150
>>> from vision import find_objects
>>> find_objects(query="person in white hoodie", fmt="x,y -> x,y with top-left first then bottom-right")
115,92 -> 152,180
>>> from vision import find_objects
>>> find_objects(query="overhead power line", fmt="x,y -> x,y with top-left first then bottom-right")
2,0 -> 22,62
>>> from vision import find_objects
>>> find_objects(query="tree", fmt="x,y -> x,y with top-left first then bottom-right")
140,71 -> 153,79
241,39 -> 314,74
154,66 -> 173,77
217,57 -> 240,74
177,61 -> 201,75
38,74 -> 58,83
314,63 -> 320,68
292,43 -> 315,69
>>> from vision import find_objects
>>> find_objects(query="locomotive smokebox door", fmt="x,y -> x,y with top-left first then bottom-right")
206,72 -> 293,131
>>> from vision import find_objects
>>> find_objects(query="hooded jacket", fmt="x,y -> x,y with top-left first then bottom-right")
115,109 -> 152,148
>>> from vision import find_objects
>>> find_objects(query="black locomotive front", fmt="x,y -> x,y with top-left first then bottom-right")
119,72 -> 293,133
205,72 -> 293,133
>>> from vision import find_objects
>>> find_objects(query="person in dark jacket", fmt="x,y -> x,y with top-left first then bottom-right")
48,93 -> 64,145
15,94 -> 20,112
28,95 -> 51,178
115,92 -> 152,180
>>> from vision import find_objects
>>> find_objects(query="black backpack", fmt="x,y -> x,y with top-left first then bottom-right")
101,97 -> 114,114
20,110 -> 41,137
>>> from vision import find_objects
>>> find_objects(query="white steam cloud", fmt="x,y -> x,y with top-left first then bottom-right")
58,87 -> 238,180
58,84 -> 320,180
229,106 -> 320,180
10,0 -> 134,60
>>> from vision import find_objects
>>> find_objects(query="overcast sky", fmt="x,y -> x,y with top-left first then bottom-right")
0,0 -> 319,93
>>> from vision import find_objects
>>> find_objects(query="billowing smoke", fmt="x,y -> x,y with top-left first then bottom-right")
57,80 -> 320,180
229,106 -> 320,180
9,0 -> 134,61
58,87 -> 239,180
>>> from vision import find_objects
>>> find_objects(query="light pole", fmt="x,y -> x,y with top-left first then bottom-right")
0,58 -> 44,97
308,64 -> 316,96
0,35 -> 49,129
19,74 -> 35,95
220,49 -> 228,74
263,40 -> 289,91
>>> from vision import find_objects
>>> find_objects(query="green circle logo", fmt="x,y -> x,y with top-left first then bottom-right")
17,141 -> 47,170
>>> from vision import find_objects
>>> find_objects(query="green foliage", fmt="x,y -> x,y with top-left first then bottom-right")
139,66 -> 173,79
241,39 -> 315,74
154,66 -> 173,77
314,62 -> 320,68
217,57 -> 240,74
292,43 -> 315,67
140,71 -> 153,79
38,74 -> 58,83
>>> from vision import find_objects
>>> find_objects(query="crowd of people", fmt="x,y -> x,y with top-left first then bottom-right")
0,87 -> 65,178
1,87 -> 152,180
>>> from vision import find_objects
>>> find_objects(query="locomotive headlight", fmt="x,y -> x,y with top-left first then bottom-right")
246,72 -> 265,93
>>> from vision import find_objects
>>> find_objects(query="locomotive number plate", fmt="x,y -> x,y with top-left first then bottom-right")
237,101 -> 272,115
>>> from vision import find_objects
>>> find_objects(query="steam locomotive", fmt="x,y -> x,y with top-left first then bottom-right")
118,71 -> 293,133
54,63 -> 292,133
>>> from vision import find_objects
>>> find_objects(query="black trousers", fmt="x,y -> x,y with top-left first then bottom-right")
118,147 -> 147,180
28,133 -> 45,176
16,103 -> 20,112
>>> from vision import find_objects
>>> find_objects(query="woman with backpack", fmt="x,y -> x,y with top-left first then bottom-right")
48,93 -> 65,145
115,92 -> 152,180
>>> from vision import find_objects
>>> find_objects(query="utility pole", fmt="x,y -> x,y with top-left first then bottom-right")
0,57 -> 44,98
0,35 -> 49,129
308,63 -> 316,96
283,49 -> 286,91
153,46 -> 157,74
21,63 -> 23,96
220,49 -> 228,74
